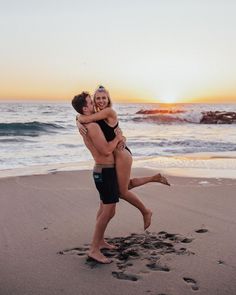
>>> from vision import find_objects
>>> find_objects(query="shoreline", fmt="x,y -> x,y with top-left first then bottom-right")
1,151 -> 236,179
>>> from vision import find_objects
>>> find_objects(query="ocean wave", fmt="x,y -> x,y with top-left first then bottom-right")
0,138 -> 35,143
133,109 -> 236,124
132,115 -> 188,124
127,139 -> 236,155
136,109 -> 186,115
0,121 -> 64,137
58,144 -> 80,148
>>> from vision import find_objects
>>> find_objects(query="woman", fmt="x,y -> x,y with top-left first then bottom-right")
77,86 -> 170,230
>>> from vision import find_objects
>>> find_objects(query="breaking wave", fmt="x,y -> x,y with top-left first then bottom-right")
131,109 -> 236,124
0,121 -> 64,137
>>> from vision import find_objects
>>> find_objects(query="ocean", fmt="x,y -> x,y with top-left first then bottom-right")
0,102 -> 236,178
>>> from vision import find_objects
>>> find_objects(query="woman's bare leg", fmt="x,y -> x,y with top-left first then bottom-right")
129,173 -> 170,189
115,150 -> 152,230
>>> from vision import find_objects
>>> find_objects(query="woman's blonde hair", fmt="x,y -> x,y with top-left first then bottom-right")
93,85 -> 112,111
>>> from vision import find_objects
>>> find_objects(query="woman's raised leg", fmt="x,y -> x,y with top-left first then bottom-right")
129,173 -> 170,189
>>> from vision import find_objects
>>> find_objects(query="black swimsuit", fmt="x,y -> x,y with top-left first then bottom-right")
96,120 -> 132,154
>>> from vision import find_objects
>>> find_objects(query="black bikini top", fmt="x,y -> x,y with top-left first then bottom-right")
96,120 -> 118,142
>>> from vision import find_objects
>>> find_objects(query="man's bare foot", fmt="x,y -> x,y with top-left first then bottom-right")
87,250 -> 112,264
99,241 -> 118,250
143,209 -> 152,230
152,173 -> 170,186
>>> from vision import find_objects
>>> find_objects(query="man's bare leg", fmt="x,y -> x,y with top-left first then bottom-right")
96,202 -> 104,220
96,202 -> 117,250
88,203 -> 116,263
129,173 -> 170,189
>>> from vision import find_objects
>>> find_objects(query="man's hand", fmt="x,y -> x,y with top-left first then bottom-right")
114,127 -> 122,135
76,117 -> 87,136
114,127 -> 125,145
114,127 -> 123,138
114,127 -> 125,141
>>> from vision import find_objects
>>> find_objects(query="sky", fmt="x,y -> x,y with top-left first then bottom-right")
0,0 -> 236,103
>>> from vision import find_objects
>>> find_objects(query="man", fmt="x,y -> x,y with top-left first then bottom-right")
72,92 -> 124,264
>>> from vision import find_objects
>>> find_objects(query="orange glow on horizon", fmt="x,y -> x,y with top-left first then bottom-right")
0,87 -> 235,104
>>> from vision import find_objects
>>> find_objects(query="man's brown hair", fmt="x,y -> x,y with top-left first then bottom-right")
71,92 -> 90,114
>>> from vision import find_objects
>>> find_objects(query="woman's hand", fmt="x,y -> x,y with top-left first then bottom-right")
76,117 -> 87,136
76,114 -> 87,124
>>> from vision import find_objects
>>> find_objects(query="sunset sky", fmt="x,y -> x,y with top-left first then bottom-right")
1,0 -> 236,103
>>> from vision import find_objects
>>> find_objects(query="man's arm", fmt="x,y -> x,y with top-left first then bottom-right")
86,123 -> 123,156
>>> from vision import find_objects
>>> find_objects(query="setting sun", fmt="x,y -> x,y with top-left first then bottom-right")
159,96 -> 179,104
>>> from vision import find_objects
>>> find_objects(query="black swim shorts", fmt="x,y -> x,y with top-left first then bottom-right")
93,164 -> 119,204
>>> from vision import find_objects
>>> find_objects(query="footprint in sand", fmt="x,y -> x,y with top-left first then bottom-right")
116,261 -> 133,270
183,277 -> 199,291
159,232 -> 194,244
58,247 -> 89,256
85,257 -> 102,268
195,228 -> 208,233
59,231 -> 194,281
112,271 -> 139,281
180,238 -> 193,243
146,262 -> 170,272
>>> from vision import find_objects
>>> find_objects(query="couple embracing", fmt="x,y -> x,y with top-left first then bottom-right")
72,86 -> 170,264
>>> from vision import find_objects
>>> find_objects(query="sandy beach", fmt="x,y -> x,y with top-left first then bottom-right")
0,168 -> 236,295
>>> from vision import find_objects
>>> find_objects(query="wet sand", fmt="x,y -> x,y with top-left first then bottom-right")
0,168 -> 236,295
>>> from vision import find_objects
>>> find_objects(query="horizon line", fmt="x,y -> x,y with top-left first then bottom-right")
0,99 -> 236,104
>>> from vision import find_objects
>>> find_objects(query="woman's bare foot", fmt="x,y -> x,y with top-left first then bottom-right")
143,209 -> 152,230
99,241 -> 118,250
88,250 -> 112,264
152,173 -> 170,186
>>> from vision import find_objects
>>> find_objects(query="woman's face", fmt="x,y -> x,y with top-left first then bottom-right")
94,91 -> 109,110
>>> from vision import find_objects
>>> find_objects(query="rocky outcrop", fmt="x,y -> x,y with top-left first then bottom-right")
200,111 -> 236,124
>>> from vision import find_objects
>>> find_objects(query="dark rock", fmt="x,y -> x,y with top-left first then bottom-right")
200,111 -> 236,124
